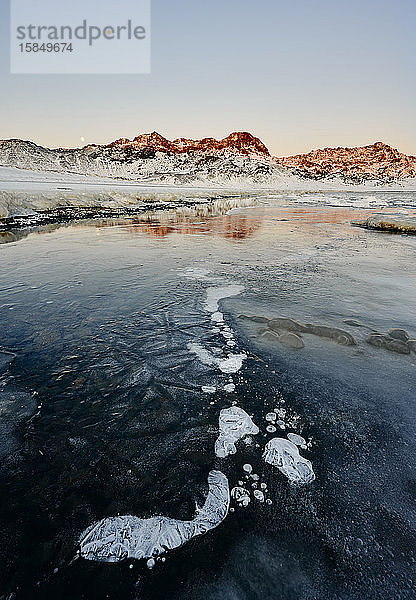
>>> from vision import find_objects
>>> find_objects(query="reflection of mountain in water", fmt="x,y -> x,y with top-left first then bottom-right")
0,197 -> 263,244
124,213 -> 261,240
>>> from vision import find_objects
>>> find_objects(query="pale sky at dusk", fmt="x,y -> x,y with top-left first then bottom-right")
0,0 -> 415,156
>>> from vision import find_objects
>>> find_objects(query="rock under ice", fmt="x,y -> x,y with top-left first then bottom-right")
215,407 -> 259,458
263,437 -> 315,484
79,470 -> 229,563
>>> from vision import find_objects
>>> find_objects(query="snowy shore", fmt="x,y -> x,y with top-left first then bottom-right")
1,165 -> 416,220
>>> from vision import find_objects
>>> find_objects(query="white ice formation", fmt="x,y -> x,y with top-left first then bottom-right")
214,407 -> 259,458
204,285 -> 244,313
211,312 -> 224,323
253,490 -> 265,502
263,438 -> 315,484
182,267 -> 212,281
79,470 -> 229,563
187,342 -> 246,374
218,353 -> 246,374
201,385 -> 216,394
287,433 -> 307,447
231,486 -> 250,506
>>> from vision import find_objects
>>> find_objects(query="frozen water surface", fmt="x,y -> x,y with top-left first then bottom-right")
0,194 -> 416,599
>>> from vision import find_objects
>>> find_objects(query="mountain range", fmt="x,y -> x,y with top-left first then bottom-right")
0,131 -> 415,184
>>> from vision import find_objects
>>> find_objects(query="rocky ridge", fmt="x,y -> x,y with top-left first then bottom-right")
275,141 -> 416,181
0,132 -> 415,184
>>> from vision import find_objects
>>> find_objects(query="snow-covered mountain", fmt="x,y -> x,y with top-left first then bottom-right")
276,142 -> 416,181
0,132 -> 278,185
102,131 -> 270,157
0,132 -> 415,184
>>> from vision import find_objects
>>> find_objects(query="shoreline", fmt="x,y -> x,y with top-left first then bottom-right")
1,165 -> 416,222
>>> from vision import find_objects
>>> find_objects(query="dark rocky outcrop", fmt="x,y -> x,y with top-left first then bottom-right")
352,215 -> 416,235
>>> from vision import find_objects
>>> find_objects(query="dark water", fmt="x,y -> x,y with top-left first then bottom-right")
0,196 -> 415,599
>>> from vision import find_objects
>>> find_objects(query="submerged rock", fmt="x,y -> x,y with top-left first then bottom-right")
268,318 -> 306,333
263,438 -> 315,484
366,333 -> 387,348
260,329 -> 280,341
408,340 -> 416,353
238,314 -> 270,323
366,333 -> 410,354
215,406 -> 259,458
303,324 -> 356,346
259,329 -> 304,349
387,328 -> 410,342
263,317 -> 356,346
278,332 -> 305,349
343,319 -> 366,328
385,339 -> 410,354
79,470 -> 229,563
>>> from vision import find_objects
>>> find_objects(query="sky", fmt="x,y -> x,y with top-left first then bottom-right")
0,0 -> 415,156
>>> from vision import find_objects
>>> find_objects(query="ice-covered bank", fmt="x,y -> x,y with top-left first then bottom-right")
0,166 -> 240,220
1,165 -> 416,222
